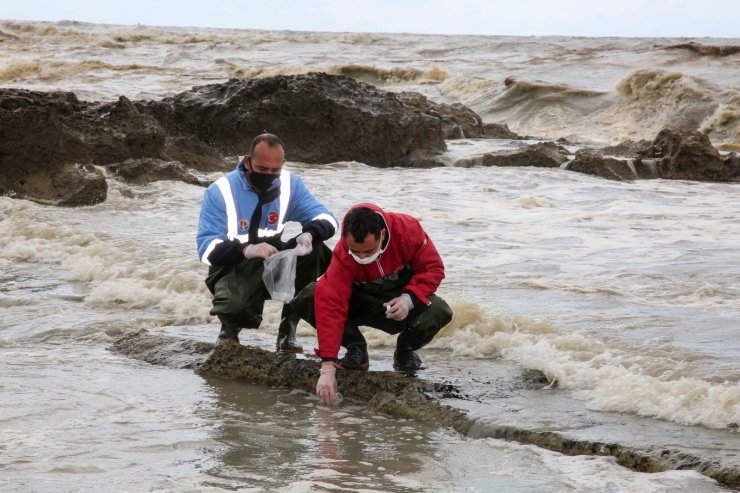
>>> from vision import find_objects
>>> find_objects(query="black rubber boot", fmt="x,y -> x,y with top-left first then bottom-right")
216,323 -> 241,346
339,344 -> 370,370
393,349 -> 423,372
393,329 -> 427,372
276,314 -> 303,353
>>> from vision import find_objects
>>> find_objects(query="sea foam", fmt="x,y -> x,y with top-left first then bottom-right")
430,302 -> 740,429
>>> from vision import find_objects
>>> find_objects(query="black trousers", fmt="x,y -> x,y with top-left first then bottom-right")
287,275 -> 453,352
205,237 -> 332,330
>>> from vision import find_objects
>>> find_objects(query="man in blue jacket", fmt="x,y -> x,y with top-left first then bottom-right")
197,134 -> 338,350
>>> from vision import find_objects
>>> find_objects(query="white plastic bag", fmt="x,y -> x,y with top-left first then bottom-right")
262,248 -> 301,302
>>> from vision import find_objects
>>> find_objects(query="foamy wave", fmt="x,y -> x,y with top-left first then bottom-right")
109,28 -> 218,45
466,77 -> 609,141
8,21 -> 219,43
64,242 -> 211,323
664,41 -> 740,58
468,70 -> 738,146
610,69 -> 735,143
429,301 -> 565,359
332,64 -> 448,84
249,30 -> 384,45
225,63 -> 450,85
0,202 -> 212,324
616,69 -> 705,101
0,29 -> 18,40
97,40 -> 126,49
225,63 -> 318,79
699,101 -> 740,145
0,61 -> 45,82
524,279 -> 621,296
0,59 -> 156,83
85,277 -> 208,322
1,22 -> 385,48
0,21 -> 224,47
536,446 -> 720,492
0,21 -> 63,37
615,271 -> 740,309
430,301 -> 739,429
437,76 -> 497,102
663,283 -> 740,308
513,196 -> 554,208
0,293 -> 36,308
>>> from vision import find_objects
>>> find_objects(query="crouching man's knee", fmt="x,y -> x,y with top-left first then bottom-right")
427,295 -> 453,329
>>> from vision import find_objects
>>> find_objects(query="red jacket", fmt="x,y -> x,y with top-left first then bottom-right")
315,203 -> 445,359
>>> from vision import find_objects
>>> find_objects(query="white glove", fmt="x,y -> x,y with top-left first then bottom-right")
295,232 -> 313,256
243,242 -> 278,260
316,363 -> 340,405
384,293 -> 414,321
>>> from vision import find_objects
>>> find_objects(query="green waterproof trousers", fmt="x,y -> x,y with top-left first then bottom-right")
205,237 -> 332,336
285,270 -> 453,353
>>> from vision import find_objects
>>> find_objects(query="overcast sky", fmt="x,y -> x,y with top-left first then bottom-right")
1,0 -> 738,38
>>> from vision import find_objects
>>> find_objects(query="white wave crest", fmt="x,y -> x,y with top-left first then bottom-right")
0,200 -> 212,324
431,301 -> 740,430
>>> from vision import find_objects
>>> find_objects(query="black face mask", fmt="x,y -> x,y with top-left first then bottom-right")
247,159 -> 279,191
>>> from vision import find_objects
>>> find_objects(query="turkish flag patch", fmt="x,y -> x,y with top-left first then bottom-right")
267,212 -> 279,224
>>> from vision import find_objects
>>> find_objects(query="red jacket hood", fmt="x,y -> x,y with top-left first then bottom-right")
340,202 -> 390,253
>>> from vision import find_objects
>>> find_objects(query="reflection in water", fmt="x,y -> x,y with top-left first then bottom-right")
196,377 -> 729,492
199,377 -> 437,491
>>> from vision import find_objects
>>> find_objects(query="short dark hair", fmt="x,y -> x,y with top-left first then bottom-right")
343,207 -> 383,242
250,133 -> 284,156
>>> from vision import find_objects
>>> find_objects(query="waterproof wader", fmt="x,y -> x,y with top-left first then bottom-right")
205,237 -> 332,349
286,268 -> 453,364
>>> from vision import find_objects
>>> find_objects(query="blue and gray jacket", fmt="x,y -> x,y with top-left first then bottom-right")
196,159 -> 337,266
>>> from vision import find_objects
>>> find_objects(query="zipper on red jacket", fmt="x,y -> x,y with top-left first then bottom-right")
375,258 -> 385,277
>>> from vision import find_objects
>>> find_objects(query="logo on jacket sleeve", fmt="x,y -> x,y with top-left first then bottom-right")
239,219 -> 249,234
267,212 -> 279,224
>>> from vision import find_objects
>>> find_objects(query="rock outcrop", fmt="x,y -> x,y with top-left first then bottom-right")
452,141 -> 569,168
2,74 -> 476,205
723,153 -> 740,176
395,91 -> 520,139
641,126 -> 740,182
143,74 -> 447,168
9,162 -> 108,207
0,90 -> 103,205
0,89 -> 229,205
106,158 -> 208,186
565,149 -> 657,181
601,139 -> 652,157
564,128 -> 739,182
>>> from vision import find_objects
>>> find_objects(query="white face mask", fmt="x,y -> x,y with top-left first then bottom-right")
347,229 -> 386,265
349,249 -> 380,265
348,229 -> 385,265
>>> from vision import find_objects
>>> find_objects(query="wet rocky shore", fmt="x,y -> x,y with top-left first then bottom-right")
110,329 -> 740,489
1,73 -> 738,206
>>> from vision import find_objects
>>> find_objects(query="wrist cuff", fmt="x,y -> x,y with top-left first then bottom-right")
403,291 -> 417,304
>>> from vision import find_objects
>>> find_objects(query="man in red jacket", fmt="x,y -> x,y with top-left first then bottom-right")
287,203 -> 453,405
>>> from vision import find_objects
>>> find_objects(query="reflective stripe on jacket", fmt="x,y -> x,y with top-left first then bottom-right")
196,160 -> 337,264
